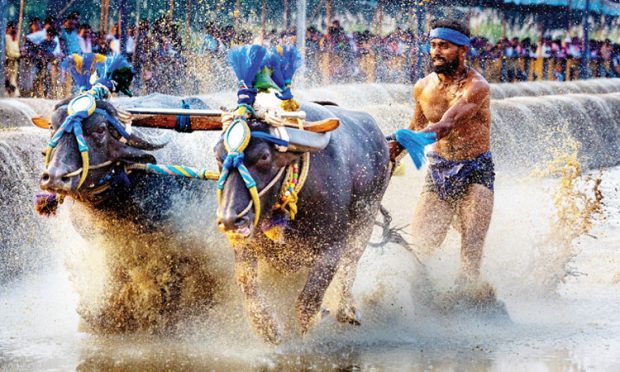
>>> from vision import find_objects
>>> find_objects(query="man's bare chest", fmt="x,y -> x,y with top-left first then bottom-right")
419,88 -> 456,123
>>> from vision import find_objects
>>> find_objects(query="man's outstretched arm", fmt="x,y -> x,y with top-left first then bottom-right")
421,80 -> 489,139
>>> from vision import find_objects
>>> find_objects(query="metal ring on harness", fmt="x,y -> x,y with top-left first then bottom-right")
44,94 -> 133,190
216,111 -> 293,227
216,116 -> 261,226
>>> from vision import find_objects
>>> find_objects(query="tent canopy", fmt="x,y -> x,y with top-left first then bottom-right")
503,0 -> 620,16
430,0 -> 620,16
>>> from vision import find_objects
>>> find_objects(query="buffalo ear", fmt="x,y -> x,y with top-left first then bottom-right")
273,151 -> 302,168
32,117 -> 50,129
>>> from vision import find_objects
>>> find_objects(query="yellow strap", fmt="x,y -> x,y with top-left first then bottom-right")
296,152 -> 311,194
77,151 -> 89,189
248,186 -> 261,226
44,147 -> 53,167
202,171 -> 220,181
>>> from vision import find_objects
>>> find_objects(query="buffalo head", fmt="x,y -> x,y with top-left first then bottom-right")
214,119 -> 330,240
35,98 -> 169,203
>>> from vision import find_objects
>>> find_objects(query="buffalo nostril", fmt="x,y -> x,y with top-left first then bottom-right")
217,214 -> 250,231
234,217 -> 248,228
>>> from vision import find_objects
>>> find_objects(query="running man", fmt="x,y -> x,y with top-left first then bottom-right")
389,18 -> 495,295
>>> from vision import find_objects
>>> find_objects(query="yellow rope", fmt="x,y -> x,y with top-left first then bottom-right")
297,152 -> 310,195
273,117 -> 310,220
280,98 -> 300,112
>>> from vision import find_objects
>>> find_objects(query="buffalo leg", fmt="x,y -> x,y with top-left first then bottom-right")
296,245 -> 342,335
234,246 -> 282,344
336,199 -> 379,325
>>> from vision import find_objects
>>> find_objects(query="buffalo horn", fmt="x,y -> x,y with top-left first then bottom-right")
285,128 -> 331,152
125,128 -> 172,150
32,117 -> 50,129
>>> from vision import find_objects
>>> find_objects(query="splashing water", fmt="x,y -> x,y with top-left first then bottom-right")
523,136 -> 607,295
539,140 -> 605,242
1,81 -> 620,370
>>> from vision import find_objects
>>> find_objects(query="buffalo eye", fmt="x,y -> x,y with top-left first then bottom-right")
255,151 -> 272,171
90,123 -> 107,143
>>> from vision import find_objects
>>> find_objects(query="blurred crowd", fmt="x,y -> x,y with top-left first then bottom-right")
4,12 -> 620,98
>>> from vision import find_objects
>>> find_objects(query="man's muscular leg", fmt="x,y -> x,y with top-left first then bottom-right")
411,191 -> 455,262
456,184 -> 494,284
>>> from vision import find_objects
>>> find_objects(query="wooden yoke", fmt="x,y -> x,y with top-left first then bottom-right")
124,107 -> 224,131
129,114 -> 224,131
32,108 -> 340,133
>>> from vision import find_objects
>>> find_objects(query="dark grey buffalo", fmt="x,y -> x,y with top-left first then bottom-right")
214,102 -> 391,343
37,96 -> 226,333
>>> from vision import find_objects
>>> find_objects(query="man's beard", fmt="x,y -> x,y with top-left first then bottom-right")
432,55 -> 460,75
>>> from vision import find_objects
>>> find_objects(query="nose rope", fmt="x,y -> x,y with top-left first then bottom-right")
234,165 -> 287,219
216,114 -> 293,227
62,160 -> 114,178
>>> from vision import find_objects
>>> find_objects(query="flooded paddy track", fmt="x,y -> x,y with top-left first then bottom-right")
1,81 -> 619,370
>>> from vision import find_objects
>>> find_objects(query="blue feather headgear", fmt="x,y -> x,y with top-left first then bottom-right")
60,53 -> 107,91
227,45 -> 269,107
267,45 -> 302,107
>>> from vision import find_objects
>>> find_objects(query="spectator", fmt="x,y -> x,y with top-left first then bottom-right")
29,26 -> 58,97
107,24 -> 120,54
43,17 -> 62,57
78,24 -> 93,54
61,15 -> 80,56
5,22 -> 21,96
126,26 -> 136,59
201,22 -> 219,55
600,39 -> 613,77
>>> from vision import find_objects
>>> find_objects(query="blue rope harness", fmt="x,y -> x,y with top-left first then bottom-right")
251,131 -> 289,148
237,86 -> 258,106
218,151 -> 256,191
216,131 -> 289,192
175,100 -> 192,132
94,108 -> 131,139
48,111 -> 91,152
275,79 -> 294,101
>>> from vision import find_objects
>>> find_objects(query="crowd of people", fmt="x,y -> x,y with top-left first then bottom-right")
3,12 -> 136,97
4,12 -> 620,98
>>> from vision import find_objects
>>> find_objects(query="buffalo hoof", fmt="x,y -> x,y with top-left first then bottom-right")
257,321 -> 282,345
296,302 -> 319,336
248,302 -> 282,345
336,303 -> 361,326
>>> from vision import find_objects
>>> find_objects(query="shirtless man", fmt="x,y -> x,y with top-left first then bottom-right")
390,19 -> 494,293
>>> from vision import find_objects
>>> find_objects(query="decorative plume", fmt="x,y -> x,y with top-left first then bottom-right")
268,46 -> 303,111
228,45 -> 268,88
227,45 -> 268,106
272,45 -> 302,90
394,129 -> 437,169
34,193 -> 63,216
60,53 -> 106,91
96,54 -> 135,97
265,50 -> 285,88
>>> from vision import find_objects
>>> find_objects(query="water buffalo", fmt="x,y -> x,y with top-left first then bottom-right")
214,101 -> 391,343
36,96 -> 226,333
